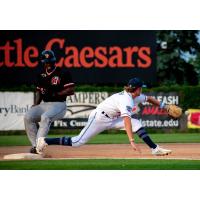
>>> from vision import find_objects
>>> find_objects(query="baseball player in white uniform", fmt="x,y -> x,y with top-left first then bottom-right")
36,77 -> 172,156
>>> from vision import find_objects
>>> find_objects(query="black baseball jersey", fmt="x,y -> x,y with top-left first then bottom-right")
36,67 -> 74,102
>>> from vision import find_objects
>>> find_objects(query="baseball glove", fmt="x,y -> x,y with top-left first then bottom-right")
165,104 -> 182,118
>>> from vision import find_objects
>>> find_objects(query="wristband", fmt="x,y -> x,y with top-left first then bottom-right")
130,138 -> 134,142
160,101 -> 165,109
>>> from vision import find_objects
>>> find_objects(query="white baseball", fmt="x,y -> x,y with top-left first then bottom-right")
185,111 -> 189,115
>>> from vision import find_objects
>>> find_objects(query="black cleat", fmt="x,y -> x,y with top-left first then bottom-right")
30,146 -> 38,154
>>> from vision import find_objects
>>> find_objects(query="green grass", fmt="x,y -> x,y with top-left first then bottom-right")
0,159 -> 200,170
1,133 -> 200,170
0,133 -> 200,146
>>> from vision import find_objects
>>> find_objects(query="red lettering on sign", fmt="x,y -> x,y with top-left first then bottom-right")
24,46 -> 38,67
109,47 -> 122,67
80,47 -> 94,68
46,38 -> 65,51
0,38 -> 39,68
124,47 -> 138,67
64,46 -> 81,67
14,39 -> 25,67
0,38 -> 153,69
137,47 -> 151,68
94,47 -> 108,68
142,106 -> 167,115
0,41 -> 15,67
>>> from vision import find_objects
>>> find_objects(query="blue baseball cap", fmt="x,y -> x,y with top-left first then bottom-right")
128,77 -> 146,89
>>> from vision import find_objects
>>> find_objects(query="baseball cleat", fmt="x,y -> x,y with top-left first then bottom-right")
30,146 -> 38,154
36,137 -> 48,154
151,145 -> 172,156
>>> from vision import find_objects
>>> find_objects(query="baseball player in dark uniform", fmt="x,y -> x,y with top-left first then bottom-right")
24,50 -> 75,154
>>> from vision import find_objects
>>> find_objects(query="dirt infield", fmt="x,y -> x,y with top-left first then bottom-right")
0,143 -> 200,160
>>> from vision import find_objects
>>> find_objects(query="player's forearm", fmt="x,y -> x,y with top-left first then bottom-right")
147,96 -> 162,107
57,86 -> 75,97
123,116 -> 134,142
34,91 -> 42,105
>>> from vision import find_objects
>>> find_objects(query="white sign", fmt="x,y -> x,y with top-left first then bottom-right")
65,92 -> 109,118
0,92 -> 33,130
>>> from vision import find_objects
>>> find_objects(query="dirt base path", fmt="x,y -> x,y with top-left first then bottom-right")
0,143 -> 200,160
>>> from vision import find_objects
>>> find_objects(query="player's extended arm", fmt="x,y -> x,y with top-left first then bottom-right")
147,96 -> 161,107
147,96 -> 182,118
123,116 -> 141,153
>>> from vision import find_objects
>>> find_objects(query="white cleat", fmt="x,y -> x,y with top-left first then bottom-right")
152,145 -> 172,156
36,137 -> 48,154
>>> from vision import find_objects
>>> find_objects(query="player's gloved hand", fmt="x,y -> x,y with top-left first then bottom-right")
165,104 -> 182,118
130,140 -> 141,153
160,101 -> 182,118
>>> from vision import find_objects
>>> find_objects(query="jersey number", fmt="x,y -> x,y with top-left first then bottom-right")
51,76 -> 60,85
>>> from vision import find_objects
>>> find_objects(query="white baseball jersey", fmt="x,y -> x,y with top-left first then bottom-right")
97,91 -> 147,118
71,91 -> 147,147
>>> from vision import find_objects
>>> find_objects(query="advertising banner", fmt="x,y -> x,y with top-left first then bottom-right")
0,92 -> 181,130
0,92 -> 33,130
52,92 -> 109,129
0,30 -> 156,85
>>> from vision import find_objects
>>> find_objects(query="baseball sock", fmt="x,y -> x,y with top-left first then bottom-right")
136,127 -> 157,149
45,136 -> 72,146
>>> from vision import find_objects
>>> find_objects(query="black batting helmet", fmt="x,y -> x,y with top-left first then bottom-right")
40,50 -> 56,64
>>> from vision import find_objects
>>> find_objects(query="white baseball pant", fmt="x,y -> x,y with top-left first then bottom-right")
71,109 -> 142,147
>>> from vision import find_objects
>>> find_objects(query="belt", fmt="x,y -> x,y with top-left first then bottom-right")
102,111 -> 111,119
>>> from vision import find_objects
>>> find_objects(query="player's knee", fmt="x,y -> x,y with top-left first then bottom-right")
24,113 -> 33,123
72,142 -> 84,147
72,138 -> 87,147
40,114 -> 51,124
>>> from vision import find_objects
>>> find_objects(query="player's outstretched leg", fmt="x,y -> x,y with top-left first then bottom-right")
36,112 -> 106,152
136,127 -> 172,156
46,136 -> 72,146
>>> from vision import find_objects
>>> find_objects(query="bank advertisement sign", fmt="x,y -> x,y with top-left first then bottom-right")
0,92 -> 33,130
